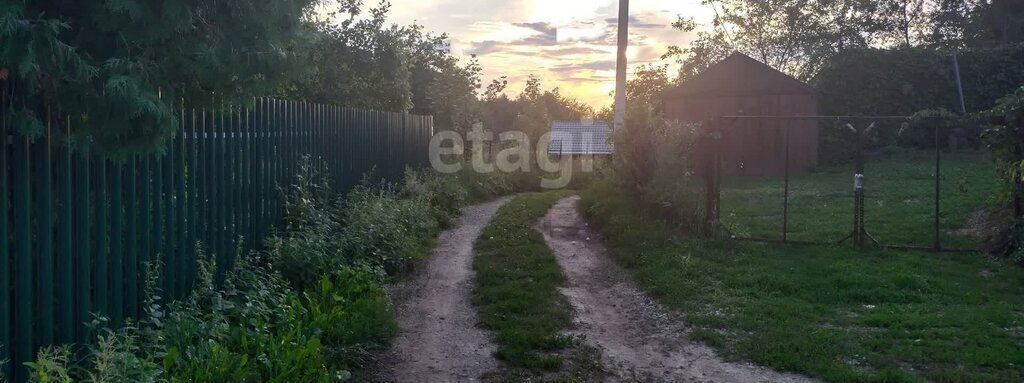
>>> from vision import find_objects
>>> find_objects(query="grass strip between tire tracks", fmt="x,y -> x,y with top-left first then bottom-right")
473,191 -> 601,381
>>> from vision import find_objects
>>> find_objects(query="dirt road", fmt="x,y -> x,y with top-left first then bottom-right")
380,197 -> 512,383
537,196 -> 815,383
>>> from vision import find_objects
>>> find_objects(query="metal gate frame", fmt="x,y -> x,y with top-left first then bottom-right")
704,115 -> 977,253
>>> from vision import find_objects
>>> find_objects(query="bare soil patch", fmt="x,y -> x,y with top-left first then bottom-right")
537,195 -> 816,383
377,197 -> 512,382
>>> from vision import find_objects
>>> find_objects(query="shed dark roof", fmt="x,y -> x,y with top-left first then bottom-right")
548,121 -> 613,155
662,52 -> 814,98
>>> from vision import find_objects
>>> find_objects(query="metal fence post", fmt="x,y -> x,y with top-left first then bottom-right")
934,123 -> 941,252
705,118 -> 720,224
783,123 -> 791,243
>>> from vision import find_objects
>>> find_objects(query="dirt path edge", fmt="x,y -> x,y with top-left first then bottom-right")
537,195 -> 817,383
377,196 -> 513,383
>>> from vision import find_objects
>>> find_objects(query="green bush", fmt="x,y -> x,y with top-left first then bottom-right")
341,181 -> 439,273
612,108 -> 706,231
160,253 -> 335,382
897,109 -> 985,150
455,165 -> 532,201
812,45 -> 1024,163
815,45 -> 1024,117
401,169 -> 467,227
263,158 -> 345,291
266,160 -> 457,288
981,86 -> 1024,262
304,268 -> 397,363
25,252 -> 341,383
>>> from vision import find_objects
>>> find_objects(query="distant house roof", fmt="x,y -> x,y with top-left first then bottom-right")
662,52 -> 814,98
548,121 -> 613,155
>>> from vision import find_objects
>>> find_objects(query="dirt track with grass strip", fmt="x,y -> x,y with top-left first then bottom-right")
379,196 -> 512,382
537,195 -> 816,383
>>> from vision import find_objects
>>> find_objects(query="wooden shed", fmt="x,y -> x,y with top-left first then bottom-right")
662,53 -> 818,176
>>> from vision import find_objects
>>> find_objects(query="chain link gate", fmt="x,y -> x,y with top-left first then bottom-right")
704,115 -> 993,252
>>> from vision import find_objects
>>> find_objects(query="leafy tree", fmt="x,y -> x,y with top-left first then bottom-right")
1,0 -> 316,156
483,76 -> 508,101
877,0 -> 930,46
664,0 -> 1019,81
423,56 -> 482,133
625,64 -> 671,113
520,75 -> 542,102
289,2 -> 415,111
478,75 -> 593,139
665,0 -> 881,80
2,0 -> 487,154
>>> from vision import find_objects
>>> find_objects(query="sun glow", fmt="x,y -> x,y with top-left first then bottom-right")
384,0 -> 715,108
527,0 -> 605,25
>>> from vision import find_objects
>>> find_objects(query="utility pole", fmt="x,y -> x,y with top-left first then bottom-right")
951,52 -> 966,114
613,0 -> 629,133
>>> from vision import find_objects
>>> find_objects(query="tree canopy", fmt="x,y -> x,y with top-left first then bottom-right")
0,0 -> 485,156
666,0 -> 1024,81
1,0 -> 317,155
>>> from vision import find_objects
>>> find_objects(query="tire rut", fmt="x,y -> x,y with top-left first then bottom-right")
537,196 -> 816,383
379,196 -> 513,383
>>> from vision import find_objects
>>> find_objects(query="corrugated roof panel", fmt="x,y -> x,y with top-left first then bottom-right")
548,121 -> 614,155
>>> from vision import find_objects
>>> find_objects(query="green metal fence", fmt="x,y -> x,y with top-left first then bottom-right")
0,97 -> 434,380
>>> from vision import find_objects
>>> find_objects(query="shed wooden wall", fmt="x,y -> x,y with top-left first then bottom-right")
665,93 -> 818,176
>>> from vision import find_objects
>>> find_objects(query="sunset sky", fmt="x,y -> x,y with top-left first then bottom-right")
387,0 -> 715,109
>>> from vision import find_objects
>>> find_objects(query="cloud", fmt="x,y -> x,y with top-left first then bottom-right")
467,40 -> 505,55
513,22 -> 557,36
604,14 -> 669,29
540,46 -> 609,57
468,35 -> 558,55
467,22 -> 560,55
549,60 -> 616,73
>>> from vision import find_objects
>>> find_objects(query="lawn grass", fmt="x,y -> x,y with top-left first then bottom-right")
721,151 -> 999,249
580,181 -> 1024,383
473,191 -> 601,381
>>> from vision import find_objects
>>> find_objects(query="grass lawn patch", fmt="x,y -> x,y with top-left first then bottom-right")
721,151 -> 998,249
580,181 -> 1024,383
473,191 -> 602,381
